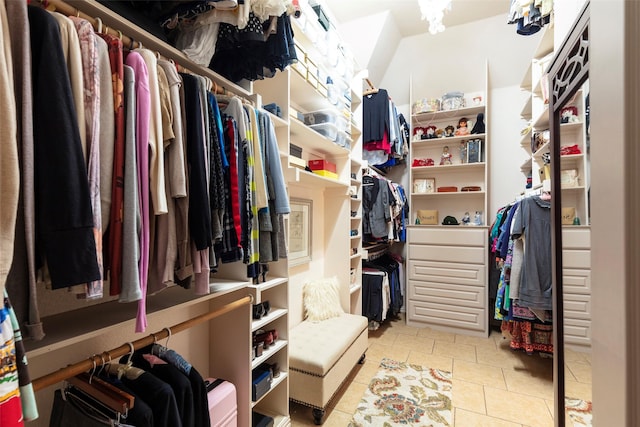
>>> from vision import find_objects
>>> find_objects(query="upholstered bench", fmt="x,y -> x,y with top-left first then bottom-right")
289,313 -> 368,425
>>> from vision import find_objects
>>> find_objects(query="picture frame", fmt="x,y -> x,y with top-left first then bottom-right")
288,199 -> 312,266
425,178 -> 436,193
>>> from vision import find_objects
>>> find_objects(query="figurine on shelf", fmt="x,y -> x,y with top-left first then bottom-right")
471,112 -> 485,134
474,211 -> 483,226
455,117 -> 470,136
459,140 -> 467,163
461,212 -> 471,225
440,145 -> 453,165
444,125 -> 455,137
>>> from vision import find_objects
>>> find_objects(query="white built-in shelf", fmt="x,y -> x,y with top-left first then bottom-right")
290,67 -> 334,112
411,133 -> 486,147
251,339 -> 288,371
250,372 -> 288,407
248,277 -> 288,293
520,129 -> 532,149
351,157 -> 363,167
410,191 -> 487,198
350,235 -> 360,241
292,168 -> 349,188
560,121 -> 584,133
350,253 -> 362,260
521,97 -> 532,119
520,62 -> 533,91
532,104 -> 550,130
289,117 -> 350,156
25,280 -> 250,357
533,141 -> 550,159
351,178 -> 360,185
266,111 -> 288,129
411,163 -> 486,174
251,308 -> 288,333
520,159 -> 533,173
534,23 -> 555,58
350,216 -> 362,221
412,105 -> 486,123
350,284 -> 362,295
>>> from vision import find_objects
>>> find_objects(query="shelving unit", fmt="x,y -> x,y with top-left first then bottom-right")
406,68 -> 490,337
518,23 -> 592,350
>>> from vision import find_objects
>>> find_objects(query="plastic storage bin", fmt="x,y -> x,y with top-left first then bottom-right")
303,108 -> 338,126
335,130 -> 350,148
309,122 -> 338,141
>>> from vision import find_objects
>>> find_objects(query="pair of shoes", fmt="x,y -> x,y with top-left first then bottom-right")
253,329 -> 278,349
252,300 -> 271,319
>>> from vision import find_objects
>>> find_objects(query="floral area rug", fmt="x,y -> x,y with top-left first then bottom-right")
566,397 -> 592,427
349,358 -> 452,426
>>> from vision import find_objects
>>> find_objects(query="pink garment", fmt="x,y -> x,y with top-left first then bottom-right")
191,242 -> 210,296
125,51 -> 150,333
69,16 -> 103,299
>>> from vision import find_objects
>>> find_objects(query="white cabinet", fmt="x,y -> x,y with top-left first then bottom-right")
406,71 -> 490,337
562,228 -> 592,349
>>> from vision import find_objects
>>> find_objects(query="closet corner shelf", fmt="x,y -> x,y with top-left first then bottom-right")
411,190 -> 486,198
520,159 -> 532,173
251,340 -> 288,371
350,216 -> 362,221
350,178 -> 361,185
289,118 -> 350,156
532,105 -> 550,130
351,157 -> 364,167
247,277 -> 288,293
24,280 -> 250,357
411,163 -> 486,174
520,97 -> 533,119
412,104 -> 485,122
267,112 -> 289,129
560,121 -> 584,132
293,169 -> 349,189
289,67 -> 334,112
520,62 -> 533,91
251,308 -> 288,333
411,133 -> 486,147
350,253 -> 362,260
532,141 -> 550,159
251,372 -> 288,408
349,284 -> 362,295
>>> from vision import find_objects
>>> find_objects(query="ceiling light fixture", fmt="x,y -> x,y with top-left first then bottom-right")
418,0 -> 452,35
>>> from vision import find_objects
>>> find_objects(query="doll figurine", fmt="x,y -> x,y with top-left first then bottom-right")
440,145 -> 453,165
459,141 -> 467,163
455,117 -> 470,136
444,125 -> 455,137
461,212 -> 471,224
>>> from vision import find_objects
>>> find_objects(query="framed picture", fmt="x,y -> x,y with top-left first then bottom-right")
288,199 -> 312,266
425,178 -> 436,193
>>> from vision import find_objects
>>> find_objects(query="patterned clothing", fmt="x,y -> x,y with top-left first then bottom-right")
69,16 -> 103,299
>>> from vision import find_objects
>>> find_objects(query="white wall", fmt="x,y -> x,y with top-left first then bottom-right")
379,14 -> 541,107
487,85 -> 532,214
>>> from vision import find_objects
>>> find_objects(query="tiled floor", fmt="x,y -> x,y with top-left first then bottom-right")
290,314 -> 592,426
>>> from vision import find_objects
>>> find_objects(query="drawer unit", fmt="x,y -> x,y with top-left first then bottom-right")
408,226 -> 487,246
409,244 -> 485,264
407,300 -> 486,332
409,260 -> 486,289
563,268 -> 591,347
408,278 -> 485,309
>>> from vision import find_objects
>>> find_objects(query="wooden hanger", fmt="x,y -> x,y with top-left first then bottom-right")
363,78 -> 379,96
67,371 -> 135,415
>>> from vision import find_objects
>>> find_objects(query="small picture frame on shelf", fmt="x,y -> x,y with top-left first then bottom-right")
413,178 -> 435,194
466,139 -> 483,163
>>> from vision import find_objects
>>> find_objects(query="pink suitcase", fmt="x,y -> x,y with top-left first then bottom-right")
206,378 -> 238,427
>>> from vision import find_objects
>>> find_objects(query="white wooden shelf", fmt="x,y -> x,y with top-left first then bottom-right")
251,339 -> 288,371
412,105 -> 486,123
411,133 -> 486,147
411,163 -> 486,174
251,372 -> 289,407
289,118 -> 350,157
251,308 -> 288,333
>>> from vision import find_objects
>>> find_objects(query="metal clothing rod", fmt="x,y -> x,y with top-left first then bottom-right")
32,296 -> 251,391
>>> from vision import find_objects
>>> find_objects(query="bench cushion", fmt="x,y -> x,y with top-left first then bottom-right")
289,314 -> 368,376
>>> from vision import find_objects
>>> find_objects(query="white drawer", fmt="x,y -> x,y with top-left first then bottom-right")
564,318 -> 591,346
409,260 -> 486,287
408,227 -> 486,246
563,268 -> 591,295
407,300 -> 485,332
409,244 -> 485,264
562,249 -> 590,269
562,228 -> 591,249
408,279 -> 485,308
563,293 -> 591,321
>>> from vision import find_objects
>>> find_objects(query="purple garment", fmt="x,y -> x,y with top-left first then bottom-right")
125,51 -> 150,332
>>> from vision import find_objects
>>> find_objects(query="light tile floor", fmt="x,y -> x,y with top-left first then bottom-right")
290,314 -> 592,427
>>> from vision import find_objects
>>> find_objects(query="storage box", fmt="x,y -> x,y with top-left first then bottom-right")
308,159 -> 336,173
303,108 -> 338,126
560,169 -> 579,188
309,122 -> 338,141
206,378 -> 238,427
289,156 -> 306,169
335,130 -> 350,148
416,210 -> 438,225
251,369 -> 272,402
312,170 -> 338,179
561,207 -> 576,225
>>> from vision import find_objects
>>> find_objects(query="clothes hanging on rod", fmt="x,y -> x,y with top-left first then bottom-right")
362,253 -> 404,330
361,171 -> 407,245
489,195 -> 553,355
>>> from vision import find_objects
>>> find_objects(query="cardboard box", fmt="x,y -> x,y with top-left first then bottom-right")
562,207 -> 576,225
308,159 -> 336,173
416,210 -> 438,225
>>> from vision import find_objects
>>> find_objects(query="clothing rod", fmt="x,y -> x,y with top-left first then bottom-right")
41,0 -> 252,99
32,295 -> 252,392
